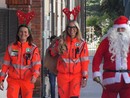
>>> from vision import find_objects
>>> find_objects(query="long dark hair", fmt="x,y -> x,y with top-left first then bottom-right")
14,24 -> 33,45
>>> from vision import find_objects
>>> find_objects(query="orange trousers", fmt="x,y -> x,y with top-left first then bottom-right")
57,73 -> 82,98
7,77 -> 34,98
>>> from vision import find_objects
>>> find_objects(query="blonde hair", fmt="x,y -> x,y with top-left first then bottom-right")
58,21 -> 83,54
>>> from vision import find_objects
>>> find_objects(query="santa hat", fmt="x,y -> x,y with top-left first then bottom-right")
113,16 -> 129,28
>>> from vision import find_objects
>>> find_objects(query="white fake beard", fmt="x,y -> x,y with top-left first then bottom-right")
108,28 -> 130,62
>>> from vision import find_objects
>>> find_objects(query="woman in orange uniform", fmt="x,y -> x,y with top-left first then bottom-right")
0,24 -> 41,98
49,20 -> 89,98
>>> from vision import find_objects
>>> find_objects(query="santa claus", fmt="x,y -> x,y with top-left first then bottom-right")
92,16 -> 130,98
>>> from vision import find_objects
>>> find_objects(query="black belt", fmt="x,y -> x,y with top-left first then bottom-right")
104,69 -> 130,73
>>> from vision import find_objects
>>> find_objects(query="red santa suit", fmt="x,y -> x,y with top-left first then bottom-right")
92,16 -> 130,98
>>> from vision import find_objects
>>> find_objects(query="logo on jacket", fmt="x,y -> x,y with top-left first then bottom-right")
26,48 -> 31,53
75,43 -> 80,47
11,49 -> 18,56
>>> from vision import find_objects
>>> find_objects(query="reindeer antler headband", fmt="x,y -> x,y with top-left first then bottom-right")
62,5 -> 80,20
16,10 -> 35,25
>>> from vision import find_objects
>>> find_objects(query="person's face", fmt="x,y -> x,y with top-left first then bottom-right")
18,27 -> 30,43
67,22 -> 78,39
117,27 -> 126,34
50,38 -> 55,43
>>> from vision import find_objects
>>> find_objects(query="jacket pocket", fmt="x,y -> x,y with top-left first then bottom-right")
8,67 -> 19,79
57,59 -> 67,73
73,63 -> 81,73
22,69 -> 32,80
11,56 -> 18,64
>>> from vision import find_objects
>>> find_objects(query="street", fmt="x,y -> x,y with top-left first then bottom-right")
80,56 -> 102,98
0,77 -> 7,98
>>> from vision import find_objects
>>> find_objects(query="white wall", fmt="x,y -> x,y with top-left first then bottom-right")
43,0 -> 50,53
57,0 -> 62,36
0,0 -> 6,8
62,0 -> 66,31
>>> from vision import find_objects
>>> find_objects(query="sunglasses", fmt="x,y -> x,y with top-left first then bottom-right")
67,26 -> 77,29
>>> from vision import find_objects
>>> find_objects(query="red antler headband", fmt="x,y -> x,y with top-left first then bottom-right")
16,10 -> 35,25
62,5 -> 80,20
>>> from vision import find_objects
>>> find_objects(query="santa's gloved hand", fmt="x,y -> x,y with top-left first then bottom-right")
93,76 -> 106,89
93,76 -> 101,83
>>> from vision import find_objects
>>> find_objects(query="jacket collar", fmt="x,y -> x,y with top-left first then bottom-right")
66,36 -> 79,43
17,41 -> 29,47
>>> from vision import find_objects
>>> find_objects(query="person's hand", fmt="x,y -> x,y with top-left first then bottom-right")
44,68 -> 49,76
59,38 -> 64,45
93,76 -> 101,83
0,81 -> 4,90
58,38 -> 67,54
81,78 -> 87,88
93,76 -> 106,89
31,76 -> 37,84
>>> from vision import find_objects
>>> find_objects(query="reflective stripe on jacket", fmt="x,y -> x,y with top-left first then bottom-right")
0,42 -> 41,82
50,36 -> 89,78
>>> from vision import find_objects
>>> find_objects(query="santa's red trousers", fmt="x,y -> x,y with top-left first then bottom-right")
102,76 -> 130,98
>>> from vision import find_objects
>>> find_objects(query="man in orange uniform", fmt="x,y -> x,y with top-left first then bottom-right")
0,24 -> 41,98
49,20 -> 89,98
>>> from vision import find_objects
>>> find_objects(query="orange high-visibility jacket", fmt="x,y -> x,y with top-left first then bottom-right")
0,42 -> 41,82
50,36 -> 89,78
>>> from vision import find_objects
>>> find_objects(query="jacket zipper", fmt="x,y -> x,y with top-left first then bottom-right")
69,41 -> 72,73
20,43 -> 23,79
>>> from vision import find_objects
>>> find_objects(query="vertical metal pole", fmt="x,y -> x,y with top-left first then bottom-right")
41,0 -> 45,97
80,0 -> 85,39
85,0 -> 87,40
7,10 -> 10,46
51,0 -> 54,35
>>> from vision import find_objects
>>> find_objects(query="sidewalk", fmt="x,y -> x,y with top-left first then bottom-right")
0,76 -> 7,98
